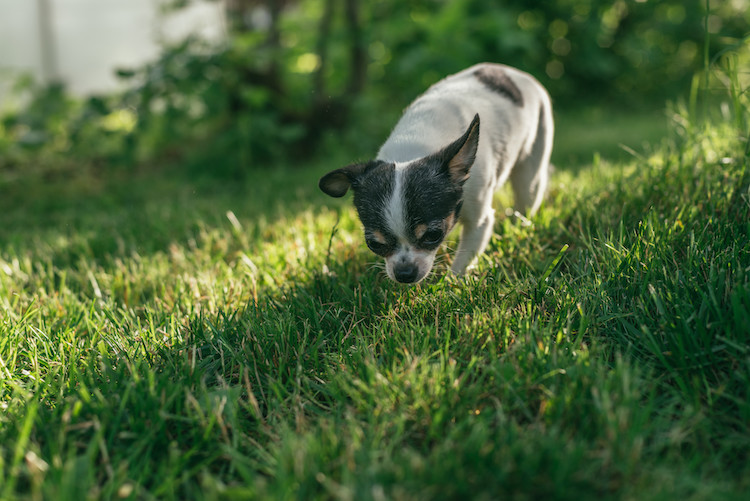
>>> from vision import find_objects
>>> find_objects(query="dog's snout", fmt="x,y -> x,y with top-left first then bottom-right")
393,263 -> 419,283
386,246 -> 435,284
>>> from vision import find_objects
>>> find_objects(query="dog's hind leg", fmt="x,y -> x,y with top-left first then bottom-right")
510,102 -> 554,215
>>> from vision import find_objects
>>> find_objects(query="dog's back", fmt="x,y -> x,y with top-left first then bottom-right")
379,64 -> 549,162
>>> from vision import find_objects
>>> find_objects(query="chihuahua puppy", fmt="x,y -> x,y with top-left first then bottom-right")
319,63 -> 553,284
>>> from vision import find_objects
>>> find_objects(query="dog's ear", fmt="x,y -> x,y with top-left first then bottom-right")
441,114 -> 480,186
319,162 -> 369,197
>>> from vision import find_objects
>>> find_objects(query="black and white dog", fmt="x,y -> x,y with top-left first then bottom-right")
320,63 -> 553,284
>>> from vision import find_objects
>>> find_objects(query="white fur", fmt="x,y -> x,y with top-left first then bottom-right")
384,162 -> 409,241
383,162 -> 437,281
377,63 -> 553,276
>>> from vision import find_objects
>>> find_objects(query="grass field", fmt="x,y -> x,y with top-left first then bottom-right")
1,99 -> 749,500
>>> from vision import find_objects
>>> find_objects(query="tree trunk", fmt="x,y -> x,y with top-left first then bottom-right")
344,0 -> 366,97
313,0 -> 335,104
266,0 -> 283,98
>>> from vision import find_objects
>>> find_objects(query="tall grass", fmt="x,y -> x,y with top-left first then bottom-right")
1,51 -> 749,500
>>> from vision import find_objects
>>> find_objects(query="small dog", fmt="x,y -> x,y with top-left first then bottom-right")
319,63 -> 553,284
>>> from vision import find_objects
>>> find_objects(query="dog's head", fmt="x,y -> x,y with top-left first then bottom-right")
319,114 -> 480,284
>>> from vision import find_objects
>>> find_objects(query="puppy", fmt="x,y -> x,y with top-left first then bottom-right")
319,63 -> 553,284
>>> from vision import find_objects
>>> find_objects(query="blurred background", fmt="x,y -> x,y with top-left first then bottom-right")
0,0 -> 748,178
0,0 -> 225,98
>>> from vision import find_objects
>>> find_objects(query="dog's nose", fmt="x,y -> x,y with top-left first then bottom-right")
393,263 -> 419,283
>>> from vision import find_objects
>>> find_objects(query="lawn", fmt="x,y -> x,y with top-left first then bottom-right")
1,101 -> 749,500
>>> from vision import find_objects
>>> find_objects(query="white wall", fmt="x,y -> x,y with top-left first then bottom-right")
0,0 -> 226,108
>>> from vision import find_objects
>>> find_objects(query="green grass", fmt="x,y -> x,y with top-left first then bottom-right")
1,102 -> 749,500
551,106 -> 671,168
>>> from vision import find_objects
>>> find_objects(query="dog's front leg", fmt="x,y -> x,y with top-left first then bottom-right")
450,207 -> 495,275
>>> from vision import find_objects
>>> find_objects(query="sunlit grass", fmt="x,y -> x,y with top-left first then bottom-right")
1,103 -> 749,499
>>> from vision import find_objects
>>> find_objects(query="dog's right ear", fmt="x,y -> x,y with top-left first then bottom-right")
319,162 -> 369,197
444,114 -> 480,186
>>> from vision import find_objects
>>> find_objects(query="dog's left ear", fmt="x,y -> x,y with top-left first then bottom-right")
319,162 -> 369,197
441,114 -> 480,186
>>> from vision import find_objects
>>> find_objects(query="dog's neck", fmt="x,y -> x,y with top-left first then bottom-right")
377,103 -> 467,163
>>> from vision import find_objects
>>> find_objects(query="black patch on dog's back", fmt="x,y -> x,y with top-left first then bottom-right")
474,66 -> 524,107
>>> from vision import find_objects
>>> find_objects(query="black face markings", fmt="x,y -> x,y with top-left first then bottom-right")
353,157 -> 463,254
347,161 -> 399,254
474,66 -> 524,107
417,224 -> 445,249
365,228 -> 398,256
401,157 -> 462,247
348,161 -> 395,217
327,139 -> 471,256
365,236 -> 396,256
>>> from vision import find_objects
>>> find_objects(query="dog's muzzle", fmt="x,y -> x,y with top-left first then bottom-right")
393,263 -> 420,283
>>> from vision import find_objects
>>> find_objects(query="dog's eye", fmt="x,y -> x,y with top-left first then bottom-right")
420,229 -> 443,246
366,239 -> 392,256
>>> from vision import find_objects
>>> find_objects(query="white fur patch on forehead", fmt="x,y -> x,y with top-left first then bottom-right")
384,162 -> 409,241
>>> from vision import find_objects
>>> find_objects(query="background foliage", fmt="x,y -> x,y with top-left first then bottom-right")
1,0 -> 748,179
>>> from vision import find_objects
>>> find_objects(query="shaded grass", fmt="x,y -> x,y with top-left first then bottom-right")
552,105 -> 671,169
1,104 -> 749,500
